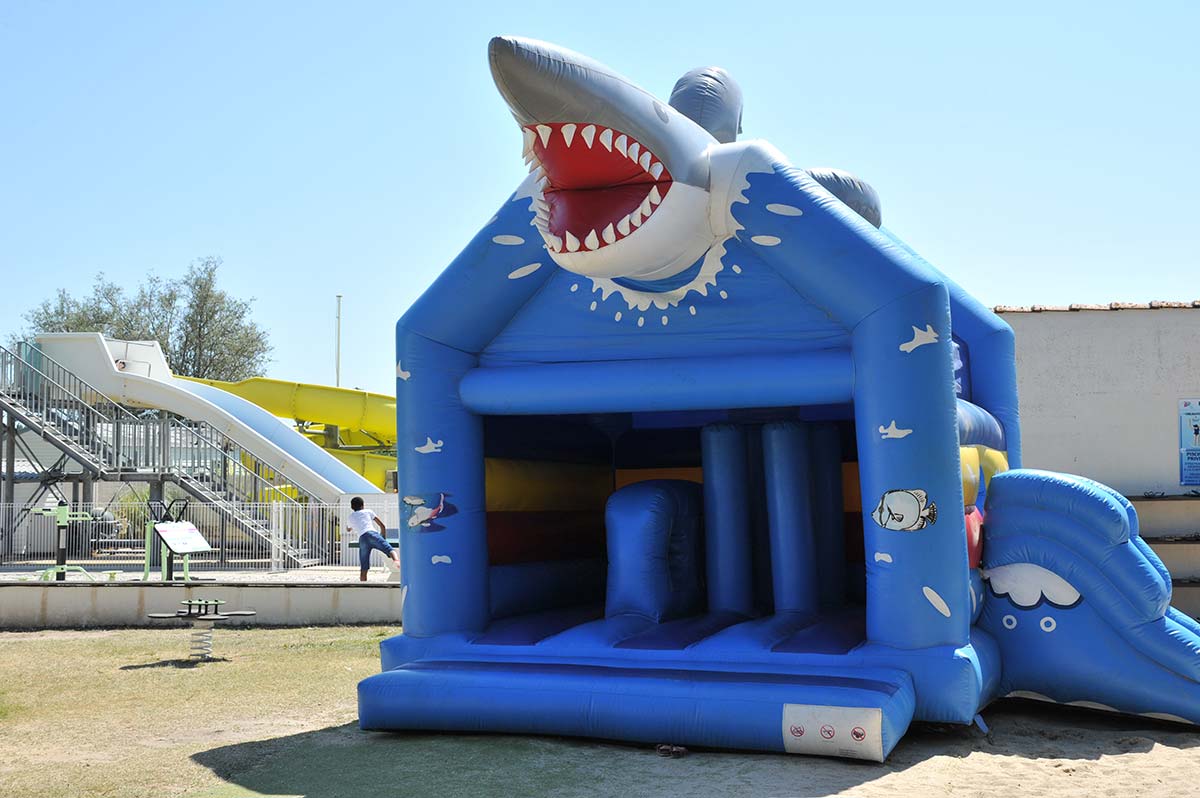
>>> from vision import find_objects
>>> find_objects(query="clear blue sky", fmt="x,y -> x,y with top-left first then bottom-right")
2,2 -> 1196,394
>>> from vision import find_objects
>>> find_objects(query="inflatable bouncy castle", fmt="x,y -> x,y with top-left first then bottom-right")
358,37 -> 1200,760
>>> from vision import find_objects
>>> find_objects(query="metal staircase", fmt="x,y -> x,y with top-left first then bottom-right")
0,343 -> 324,567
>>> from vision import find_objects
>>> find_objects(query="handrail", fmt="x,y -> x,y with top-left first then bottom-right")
1,342 -> 318,505
168,418 -> 310,506
14,342 -> 145,425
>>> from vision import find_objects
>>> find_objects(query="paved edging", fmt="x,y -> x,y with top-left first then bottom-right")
0,582 -> 404,628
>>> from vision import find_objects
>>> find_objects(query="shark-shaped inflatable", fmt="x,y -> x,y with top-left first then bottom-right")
359,36 -> 1200,761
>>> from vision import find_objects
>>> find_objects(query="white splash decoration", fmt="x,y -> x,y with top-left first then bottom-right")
587,240 -> 728,312
589,301 -> 597,311
614,311 -> 622,322
661,315 -> 668,326
431,555 -> 452,565
899,324 -> 939,353
719,290 -> 728,300
750,235 -> 781,246
766,203 -> 804,216
507,263 -> 542,280
395,361 -> 411,381
731,264 -> 742,274
923,586 -> 952,618
492,234 -> 524,246
414,437 -> 444,455
570,283 -> 579,292
688,306 -> 696,316
874,552 -> 893,564
983,563 -> 1081,608
579,143 -> 780,316
878,420 -> 913,440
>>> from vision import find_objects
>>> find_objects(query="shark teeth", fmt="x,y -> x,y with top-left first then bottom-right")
521,122 -> 674,256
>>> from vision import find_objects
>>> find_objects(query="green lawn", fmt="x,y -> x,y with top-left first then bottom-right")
1,627 -> 1198,798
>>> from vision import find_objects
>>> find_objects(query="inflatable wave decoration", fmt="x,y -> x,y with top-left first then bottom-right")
360,36 -> 1200,762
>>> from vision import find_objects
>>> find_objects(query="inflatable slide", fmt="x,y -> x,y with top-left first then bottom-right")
358,37 -> 1200,760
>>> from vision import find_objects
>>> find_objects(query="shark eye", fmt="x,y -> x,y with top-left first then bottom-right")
653,101 -> 670,123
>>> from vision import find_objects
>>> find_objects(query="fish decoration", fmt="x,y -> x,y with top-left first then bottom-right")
872,489 -> 938,531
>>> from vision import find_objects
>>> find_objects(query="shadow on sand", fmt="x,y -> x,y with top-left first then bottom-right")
190,700 -> 1200,798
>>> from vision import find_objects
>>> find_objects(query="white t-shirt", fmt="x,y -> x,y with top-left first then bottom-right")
347,509 -> 379,536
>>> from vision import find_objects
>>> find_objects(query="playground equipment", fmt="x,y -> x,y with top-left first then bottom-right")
352,36 -> 1199,760
30,501 -> 94,581
33,333 -> 382,504
146,598 -> 257,660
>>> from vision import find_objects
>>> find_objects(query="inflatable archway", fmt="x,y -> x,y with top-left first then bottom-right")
358,36 -> 1200,761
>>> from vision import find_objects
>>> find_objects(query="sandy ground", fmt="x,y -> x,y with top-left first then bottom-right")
0,627 -> 1197,798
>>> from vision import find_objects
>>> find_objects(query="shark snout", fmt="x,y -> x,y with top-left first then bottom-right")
488,36 -> 713,189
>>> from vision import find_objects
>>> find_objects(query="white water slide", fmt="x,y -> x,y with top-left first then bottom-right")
35,333 -> 381,504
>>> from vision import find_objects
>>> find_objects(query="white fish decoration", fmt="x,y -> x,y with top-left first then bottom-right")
899,324 -> 939,353
878,420 -> 913,440
414,437 -> 443,454
405,493 -> 447,528
872,489 -> 938,531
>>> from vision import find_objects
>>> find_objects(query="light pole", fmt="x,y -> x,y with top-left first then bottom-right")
335,294 -> 343,387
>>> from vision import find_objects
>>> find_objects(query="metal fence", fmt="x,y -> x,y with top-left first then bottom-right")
0,498 -> 398,574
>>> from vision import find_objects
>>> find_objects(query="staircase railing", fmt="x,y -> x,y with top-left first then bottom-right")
1,341 -> 328,566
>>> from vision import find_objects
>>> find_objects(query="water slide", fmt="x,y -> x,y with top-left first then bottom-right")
34,333 -> 381,504
979,469 -> 1200,722
177,375 -> 396,489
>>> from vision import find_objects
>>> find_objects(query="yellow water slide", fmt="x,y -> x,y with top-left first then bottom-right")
180,376 -> 397,489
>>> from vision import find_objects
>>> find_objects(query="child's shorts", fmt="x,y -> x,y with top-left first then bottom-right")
359,531 -> 395,570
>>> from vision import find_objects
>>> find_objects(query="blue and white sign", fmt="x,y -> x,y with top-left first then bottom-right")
1180,400 -> 1200,485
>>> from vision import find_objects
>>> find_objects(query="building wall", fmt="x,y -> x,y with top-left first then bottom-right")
999,308 -> 1200,495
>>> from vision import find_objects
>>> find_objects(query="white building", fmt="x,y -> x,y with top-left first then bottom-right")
997,302 -> 1200,599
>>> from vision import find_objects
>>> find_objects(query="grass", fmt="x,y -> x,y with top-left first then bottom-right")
0,626 -> 389,798
1,627 -> 1199,798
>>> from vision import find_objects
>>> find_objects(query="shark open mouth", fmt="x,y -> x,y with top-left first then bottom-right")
524,123 -> 674,253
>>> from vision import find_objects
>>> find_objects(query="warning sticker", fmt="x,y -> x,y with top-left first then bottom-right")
781,704 -> 883,761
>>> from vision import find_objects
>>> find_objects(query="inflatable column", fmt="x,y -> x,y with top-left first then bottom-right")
762,422 -> 819,615
811,423 -> 846,608
701,424 -> 754,616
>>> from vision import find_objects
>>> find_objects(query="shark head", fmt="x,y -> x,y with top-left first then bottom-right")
489,36 -> 724,281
